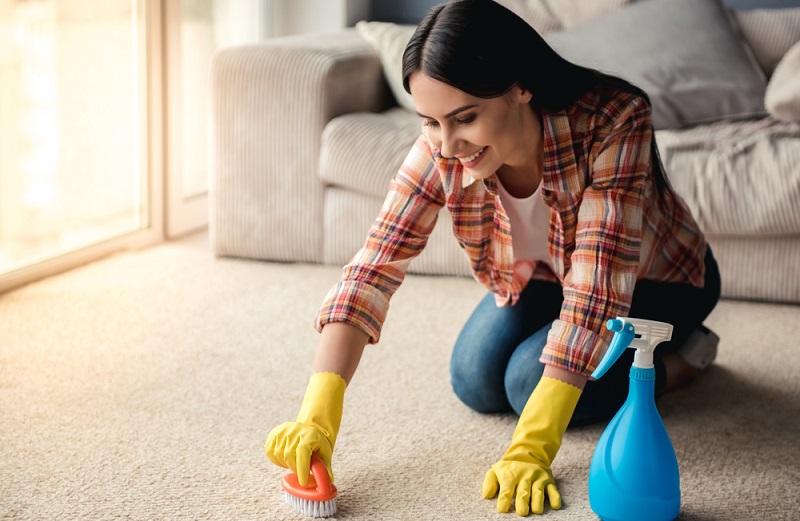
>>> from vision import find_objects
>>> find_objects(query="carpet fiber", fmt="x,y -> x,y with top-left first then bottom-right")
1,233 -> 799,520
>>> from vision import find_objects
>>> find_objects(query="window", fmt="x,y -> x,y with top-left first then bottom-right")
0,0 -> 159,292
0,0 -> 270,293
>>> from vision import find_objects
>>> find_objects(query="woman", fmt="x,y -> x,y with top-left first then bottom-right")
265,0 -> 721,516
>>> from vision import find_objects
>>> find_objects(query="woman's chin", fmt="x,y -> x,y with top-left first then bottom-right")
464,167 -> 494,182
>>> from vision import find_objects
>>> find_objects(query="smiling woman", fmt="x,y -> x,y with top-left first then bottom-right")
265,0 -> 721,517
409,74 -> 542,197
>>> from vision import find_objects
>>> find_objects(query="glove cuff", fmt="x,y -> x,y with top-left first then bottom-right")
525,376 -> 582,431
507,376 -> 582,465
296,372 -> 347,449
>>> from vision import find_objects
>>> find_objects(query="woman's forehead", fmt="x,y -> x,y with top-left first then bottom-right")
409,73 -> 482,116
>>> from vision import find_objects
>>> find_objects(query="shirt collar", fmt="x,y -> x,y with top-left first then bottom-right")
541,108 -> 580,193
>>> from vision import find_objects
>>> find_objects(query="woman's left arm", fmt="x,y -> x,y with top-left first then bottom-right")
543,364 -> 588,390
542,94 -> 653,377
483,94 -> 653,517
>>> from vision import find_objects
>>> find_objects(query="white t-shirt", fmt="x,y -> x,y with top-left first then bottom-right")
496,178 -> 553,270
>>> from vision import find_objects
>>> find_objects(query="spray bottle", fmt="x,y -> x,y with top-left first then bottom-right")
588,317 -> 680,521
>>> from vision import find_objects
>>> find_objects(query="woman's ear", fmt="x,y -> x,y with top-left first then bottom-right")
517,84 -> 532,104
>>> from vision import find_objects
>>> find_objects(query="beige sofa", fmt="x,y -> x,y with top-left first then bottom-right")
210,1 -> 800,304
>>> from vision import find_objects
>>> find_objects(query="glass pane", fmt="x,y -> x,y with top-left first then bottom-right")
0,0 -> 147,273
179,0 -> 213,199
177,0 -> 265,200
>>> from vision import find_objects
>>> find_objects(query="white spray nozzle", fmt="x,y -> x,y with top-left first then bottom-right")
592,317 -> 674,378
622,318 -> 674,356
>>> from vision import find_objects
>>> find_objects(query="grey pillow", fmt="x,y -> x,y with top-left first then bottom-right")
545,0 -> 768,129
495,0 -> 632,33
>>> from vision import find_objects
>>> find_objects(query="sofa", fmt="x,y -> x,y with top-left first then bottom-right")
210,0 -> 800,304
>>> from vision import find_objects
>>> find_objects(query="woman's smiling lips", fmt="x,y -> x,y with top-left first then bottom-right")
458,147 -> 486,168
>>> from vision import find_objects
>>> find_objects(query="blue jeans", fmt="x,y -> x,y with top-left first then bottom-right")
450,248 -> 721,426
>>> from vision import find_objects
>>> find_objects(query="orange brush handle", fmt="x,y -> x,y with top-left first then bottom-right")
281,453 -> 337,502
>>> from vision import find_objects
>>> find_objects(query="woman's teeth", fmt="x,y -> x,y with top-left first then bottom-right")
462,147 -> 485,163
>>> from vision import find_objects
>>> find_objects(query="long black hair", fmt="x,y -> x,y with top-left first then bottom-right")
401,0 -> 674,204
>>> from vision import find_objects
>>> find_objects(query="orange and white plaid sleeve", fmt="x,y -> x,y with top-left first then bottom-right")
314,135 -> 446,344
542,96 -> 652,375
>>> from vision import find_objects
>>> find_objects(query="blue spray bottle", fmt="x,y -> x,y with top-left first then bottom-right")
588,317 -> 680,521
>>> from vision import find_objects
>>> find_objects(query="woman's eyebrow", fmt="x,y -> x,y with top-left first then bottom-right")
416,104 -> 479,119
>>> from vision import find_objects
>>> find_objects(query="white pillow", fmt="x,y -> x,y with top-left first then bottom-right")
355,21 -> 417,112
733,8 -> 800,77
765,40 -> 800,122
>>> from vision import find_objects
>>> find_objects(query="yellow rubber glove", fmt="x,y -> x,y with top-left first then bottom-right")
482,376 -> 582,516
265,372 -> 346,486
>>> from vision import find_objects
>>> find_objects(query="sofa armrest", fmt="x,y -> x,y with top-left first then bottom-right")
211,29 -> 391,262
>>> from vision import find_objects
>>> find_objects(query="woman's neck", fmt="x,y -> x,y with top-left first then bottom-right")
496,107 -> 544,198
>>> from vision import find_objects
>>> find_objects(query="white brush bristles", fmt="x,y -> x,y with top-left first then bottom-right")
284,490 -> 337,518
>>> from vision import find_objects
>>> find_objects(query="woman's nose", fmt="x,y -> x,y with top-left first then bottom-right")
439,128 -> 462,159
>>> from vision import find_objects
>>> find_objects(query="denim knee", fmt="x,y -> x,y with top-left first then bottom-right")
450,353 -> 511,413
503,329 -> 549,415
504,364 -> 545,416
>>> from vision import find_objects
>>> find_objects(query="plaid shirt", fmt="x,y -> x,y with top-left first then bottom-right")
315,86 -> 707,376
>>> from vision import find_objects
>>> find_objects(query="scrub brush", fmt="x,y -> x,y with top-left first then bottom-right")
281,452 -> 337,518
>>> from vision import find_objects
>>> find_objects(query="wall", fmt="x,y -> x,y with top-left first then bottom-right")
270,0 -> 369,36
371,0 -> 438,24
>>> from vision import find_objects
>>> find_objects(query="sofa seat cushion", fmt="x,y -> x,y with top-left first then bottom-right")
320,108 -> 420,199
657,118 -> 800,236
323,187 -> 472,277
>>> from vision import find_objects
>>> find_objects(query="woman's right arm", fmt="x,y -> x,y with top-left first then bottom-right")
267,135 -> 442,481
264,322 -> 368,484
312,322 -> 368,384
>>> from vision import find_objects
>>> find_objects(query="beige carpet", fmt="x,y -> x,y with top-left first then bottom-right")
1,233 -> 799,520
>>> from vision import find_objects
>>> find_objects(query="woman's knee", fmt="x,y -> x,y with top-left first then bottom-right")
450,345 -> 511,413
449,294 -> 516,413
503,327 -> 550,415
504,359 -> 546,415
449,288 -> 561,414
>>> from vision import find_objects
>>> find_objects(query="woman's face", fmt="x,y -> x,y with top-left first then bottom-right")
408,71 -> 536,182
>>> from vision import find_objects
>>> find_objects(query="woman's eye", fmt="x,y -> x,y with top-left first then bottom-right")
424,119 -> 440,128
456,114 -> 476,124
